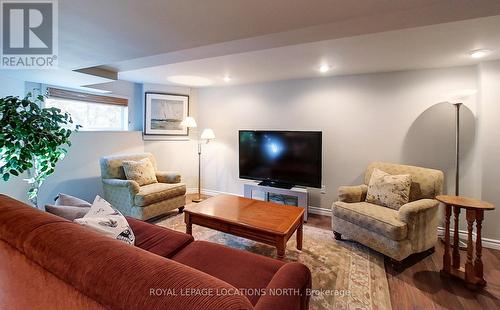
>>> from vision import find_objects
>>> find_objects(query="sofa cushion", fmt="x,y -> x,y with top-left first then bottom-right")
127,217 -> 193,258
134,183 -> 186,207
333,201 -> 407,241
172,240 -> 285,305
46,205 -> 90,221
46,193 -> 92,221
55,193 -> 92,208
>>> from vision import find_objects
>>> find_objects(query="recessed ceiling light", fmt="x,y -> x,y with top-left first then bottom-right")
167,75 -> 213,87
319,64 -> 330,73
469,49 -> 492,59
223,76 -> 231,82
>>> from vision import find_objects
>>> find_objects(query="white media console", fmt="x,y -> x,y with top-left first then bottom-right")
243,181 -> 309,221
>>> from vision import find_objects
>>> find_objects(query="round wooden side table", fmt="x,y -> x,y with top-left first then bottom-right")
436,195 -> 495,287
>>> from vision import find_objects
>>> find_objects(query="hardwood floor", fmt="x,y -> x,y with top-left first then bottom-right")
183,195 -> 500,309
305,212 -> 500,309
385,242 -> 500,310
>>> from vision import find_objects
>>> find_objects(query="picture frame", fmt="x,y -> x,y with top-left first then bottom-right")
144,93 -> 189,136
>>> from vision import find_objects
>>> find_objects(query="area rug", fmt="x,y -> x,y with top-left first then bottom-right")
156,214 -> 392,310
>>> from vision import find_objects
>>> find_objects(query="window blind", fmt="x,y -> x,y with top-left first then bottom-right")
47,87 -> 128,106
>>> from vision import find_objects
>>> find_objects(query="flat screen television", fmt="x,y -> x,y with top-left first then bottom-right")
239,130 -> 322,189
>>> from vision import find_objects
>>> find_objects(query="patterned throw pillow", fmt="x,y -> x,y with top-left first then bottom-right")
122,158 -> 157,186
74,196 -> 135,245
366,168 -> 412,210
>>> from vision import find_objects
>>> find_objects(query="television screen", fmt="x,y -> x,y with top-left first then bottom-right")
239,130 -> 322,188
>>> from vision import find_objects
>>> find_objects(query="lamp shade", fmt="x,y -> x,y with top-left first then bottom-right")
180,116 -> 197,128
201,128 -> 215,140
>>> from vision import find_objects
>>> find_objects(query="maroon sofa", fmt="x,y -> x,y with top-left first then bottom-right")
0,195 -> 311,310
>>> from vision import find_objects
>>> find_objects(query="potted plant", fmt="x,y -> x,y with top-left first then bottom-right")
0,93 -> 79,208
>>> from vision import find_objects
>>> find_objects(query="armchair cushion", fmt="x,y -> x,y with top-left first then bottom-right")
365,168 -> 411,210
134,183 -> 187,207
333,201 -> 407,241
156,171 -> 181,183
338,185 -> 368,203
122,158 -> 158,186
365,162 -> 444,201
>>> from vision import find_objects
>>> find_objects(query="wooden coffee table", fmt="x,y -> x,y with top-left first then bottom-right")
184,194 -> 304,259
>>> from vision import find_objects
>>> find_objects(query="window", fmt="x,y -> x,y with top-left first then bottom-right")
44,88 -> 128,131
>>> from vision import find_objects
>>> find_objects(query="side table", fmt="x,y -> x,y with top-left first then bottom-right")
436,195 -> 495,287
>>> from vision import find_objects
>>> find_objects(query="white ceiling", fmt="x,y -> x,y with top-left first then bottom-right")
2,1 -> 500,88
119,15 -> 500,87
57,0 -> 500,69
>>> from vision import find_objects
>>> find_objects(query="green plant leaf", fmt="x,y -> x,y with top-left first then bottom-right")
0,94 -> 78,201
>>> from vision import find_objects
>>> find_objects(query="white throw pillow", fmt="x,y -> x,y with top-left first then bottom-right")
74,196 -> 135,245
365,168 -> 412,210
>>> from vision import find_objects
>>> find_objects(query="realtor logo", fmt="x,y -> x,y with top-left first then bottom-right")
1,0 -> 58,68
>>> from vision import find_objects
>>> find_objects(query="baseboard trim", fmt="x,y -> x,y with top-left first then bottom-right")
187,188 -> 241,197
437,227 -> 500,250
308,206 -> 332,217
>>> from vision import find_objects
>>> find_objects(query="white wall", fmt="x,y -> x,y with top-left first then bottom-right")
142,83 -> 199,189
0,77 -> 146,206
0,75 -> 25,97
0,131 -> 144,207
38,132 -> 145,205
197,66 -> 480,214
478,60 -> 500,241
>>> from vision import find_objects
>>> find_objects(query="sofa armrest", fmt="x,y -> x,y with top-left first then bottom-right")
102,178 -> 140,195
156,171 -> 181,183
338,184 -> 368,203
254,262 -> 311,310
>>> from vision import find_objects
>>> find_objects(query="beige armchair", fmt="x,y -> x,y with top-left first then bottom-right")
100,153 -> 186,220
332,162 -> 444,262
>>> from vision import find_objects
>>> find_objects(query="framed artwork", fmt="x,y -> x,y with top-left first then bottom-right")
144,93 -> 189,136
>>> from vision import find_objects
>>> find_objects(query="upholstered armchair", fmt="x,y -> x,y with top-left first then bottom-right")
332,162 -> 444,262
100,153 -> 186,220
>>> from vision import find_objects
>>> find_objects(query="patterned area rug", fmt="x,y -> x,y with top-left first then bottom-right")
156,214 -> 392,310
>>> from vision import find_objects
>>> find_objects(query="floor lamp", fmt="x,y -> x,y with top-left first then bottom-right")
453,102 -> 462,196
445,89 -> 476,249
446,89 -> 476,196
180,117 -> 215,203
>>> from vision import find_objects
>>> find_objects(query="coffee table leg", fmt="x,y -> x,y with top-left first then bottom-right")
276,237 -> 286,260
185,213 -> 192,235
296,221 -> 303,251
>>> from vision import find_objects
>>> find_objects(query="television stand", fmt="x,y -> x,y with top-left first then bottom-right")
257,180 -> 293,189
244,181 -> 308,221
